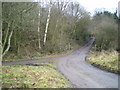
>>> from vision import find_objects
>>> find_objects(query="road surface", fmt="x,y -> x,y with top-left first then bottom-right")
2,37 -> 118,88
57,38 -> 118,88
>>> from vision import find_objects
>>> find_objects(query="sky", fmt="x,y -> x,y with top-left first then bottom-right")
8,0 -> 119,16
33,0 -> 120,16
74,0 -> 120,15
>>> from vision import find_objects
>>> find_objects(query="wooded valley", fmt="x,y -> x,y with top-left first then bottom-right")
1,1 -> 119,88
2,1 -> 118,60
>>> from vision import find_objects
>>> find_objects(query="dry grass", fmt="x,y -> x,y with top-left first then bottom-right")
87,51 -> 119,73
2,62 -> 70,88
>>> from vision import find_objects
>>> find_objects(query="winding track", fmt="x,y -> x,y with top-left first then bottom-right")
2,38 -> 118,88
57,38 -> 118,88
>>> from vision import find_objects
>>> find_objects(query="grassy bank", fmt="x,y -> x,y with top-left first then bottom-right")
87,51 -> 119,74
2,61 -> 70,88
3,48 -> 75,61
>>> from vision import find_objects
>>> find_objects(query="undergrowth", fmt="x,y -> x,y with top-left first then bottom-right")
87,51 -> 119,74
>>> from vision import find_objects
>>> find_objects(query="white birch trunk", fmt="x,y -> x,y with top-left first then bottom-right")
3,23 -> 10,49
2,30 -> 13,56
43,4 -> 51,46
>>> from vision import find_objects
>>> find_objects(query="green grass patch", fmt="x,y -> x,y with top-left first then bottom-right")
3,55 -> 44,61
87,51 -> 119,73
2,62 -> 70,88
32,56 -> 44,59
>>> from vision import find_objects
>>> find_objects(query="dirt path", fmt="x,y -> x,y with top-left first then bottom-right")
2,38 -> 118,88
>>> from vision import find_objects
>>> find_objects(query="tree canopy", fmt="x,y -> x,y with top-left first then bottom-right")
2,2 -> 118,60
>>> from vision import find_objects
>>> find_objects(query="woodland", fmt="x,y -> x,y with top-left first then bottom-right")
1,1 -> 118,60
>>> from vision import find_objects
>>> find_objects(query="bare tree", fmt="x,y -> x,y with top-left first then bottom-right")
37,2 -> 41,49
3,23 -> 10,50
43,1 -> 52,46
2,29 -> 13,56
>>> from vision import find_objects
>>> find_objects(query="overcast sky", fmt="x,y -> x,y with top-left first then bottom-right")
74,0 -> 119,15
33,0 -> 120,15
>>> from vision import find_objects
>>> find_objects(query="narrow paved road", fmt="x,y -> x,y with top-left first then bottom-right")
58,38 -> 118,88
2,38 -> 118,88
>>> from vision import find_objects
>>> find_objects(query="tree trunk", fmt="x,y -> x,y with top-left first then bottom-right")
2,30 -> 13,56
3,23 -> 10,50
43,4 -> 51,46
17,11 -> 22,54
14,28 -> 17,54
37,4 -> 41,49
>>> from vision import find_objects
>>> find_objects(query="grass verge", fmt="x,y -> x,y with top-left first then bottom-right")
2,61 -> 70,88
3,49 -> 73,61
86,51 -> 119,74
